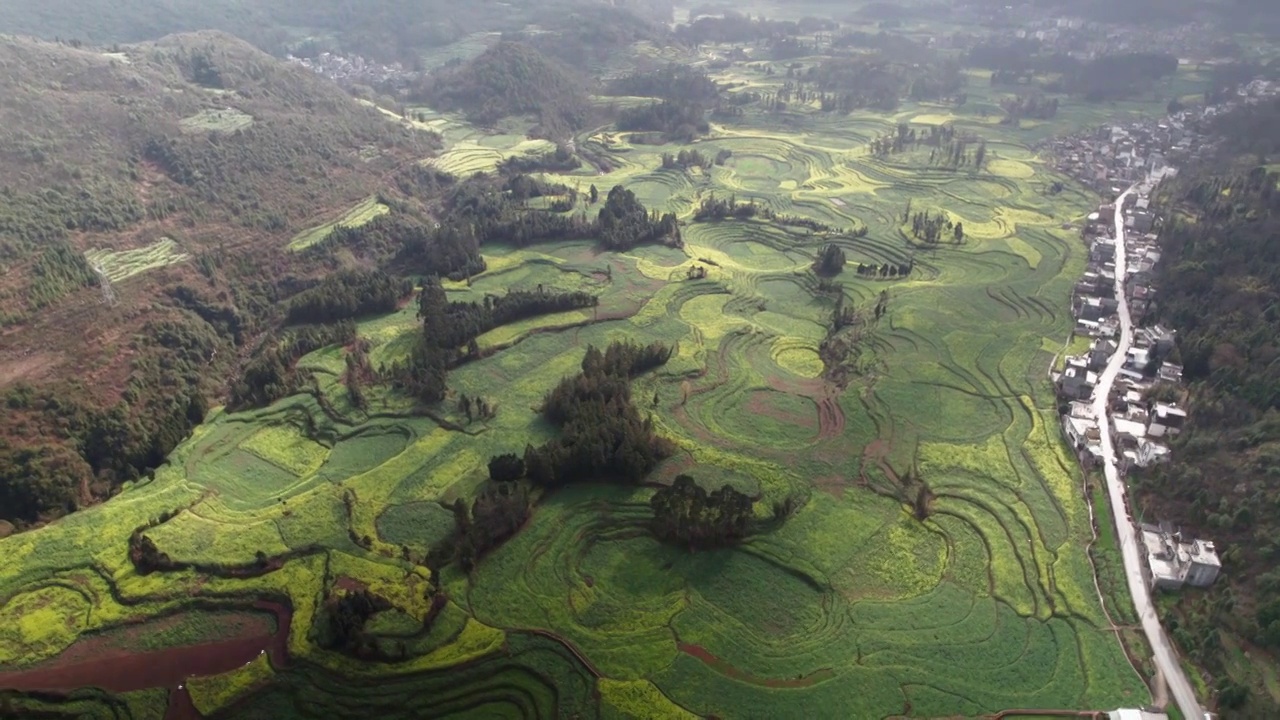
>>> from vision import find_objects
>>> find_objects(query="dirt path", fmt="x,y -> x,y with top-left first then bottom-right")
815,392 -> 846,440
677,642 -> 833,688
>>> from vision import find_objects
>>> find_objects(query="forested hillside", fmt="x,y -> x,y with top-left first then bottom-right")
410,42 -> 591,138
1136,97 -> 1280,716
0,0 -> 594,65
0,33 -> 433,532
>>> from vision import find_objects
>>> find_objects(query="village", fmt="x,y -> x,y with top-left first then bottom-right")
1048,77 -> 1277,596
286,51 -> 414,88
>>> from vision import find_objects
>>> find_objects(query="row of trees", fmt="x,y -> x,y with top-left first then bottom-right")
285,270 -> 412,325
391,279 -> 599,405
867,123 -> 962,158
660,149 -> 727,171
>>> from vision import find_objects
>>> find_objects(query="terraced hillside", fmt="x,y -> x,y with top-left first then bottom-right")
0,46 -> 1164,720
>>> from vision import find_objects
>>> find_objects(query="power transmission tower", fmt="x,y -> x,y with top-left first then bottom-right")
93,263 -> 117,306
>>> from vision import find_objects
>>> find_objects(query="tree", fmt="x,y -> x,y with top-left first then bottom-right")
813,244 -> 847,276
953,222 -> 965,242
589,184 -> 599,203
650,475 -> 754,550
488,453 -> 525,482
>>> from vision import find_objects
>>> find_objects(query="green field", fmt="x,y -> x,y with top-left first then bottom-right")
180,108 -> 255,133
84,238 -> 190,282
0,39 -> 1173,720
288,196 -> 391,251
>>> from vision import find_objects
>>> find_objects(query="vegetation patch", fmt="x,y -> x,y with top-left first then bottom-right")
179,108 -> 255,133
288,197 -> 391,251
84,238 -> 190,283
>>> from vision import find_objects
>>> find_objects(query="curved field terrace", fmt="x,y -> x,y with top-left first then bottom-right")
0,38 -> 1165,720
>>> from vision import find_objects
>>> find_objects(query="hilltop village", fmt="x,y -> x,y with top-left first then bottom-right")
1050,77 -> 1279,592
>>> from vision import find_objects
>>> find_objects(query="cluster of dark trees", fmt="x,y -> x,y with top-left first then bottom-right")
616,100 -> 710,142
661,149 -> 713,171
285,270 -> 412,325
650,475 -> 754,550
965,40 -> 1177,103
518,341 -> 675,488
927,139 -> 985,170
315,207 -> 486,282
907,209 -> 962,244
800,57 -> 964,112
392,278 -> 599,404
431,340 -> 686,571
693,194 -> 759,222
813,244 -> 846,276
448,482 -> 532,572
128,531 -> 184,575
597,185 -> 681,250
497,144 -> 581,175
1202,94 -> 1280,160
411,42 -> 589,138
233,322 -> 356,409
1130,101 -> 1280,716
321,589 -> 392,655
430,174 -> 674,253
999,94 -> 1059,123
26,240 -> 100,314
605,65 -> 720,103
867,123 -> 962,159
772,214 -> 865,237
818,292 -> 865,387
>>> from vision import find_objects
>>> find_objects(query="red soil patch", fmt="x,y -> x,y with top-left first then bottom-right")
0,601 -> 290,696
743,390 -> 819,434
333,576 -> 370,593
815,395 -> 845,440
0,350 -> 63,389
677,642 -> 833,688
814,474 -> 850,499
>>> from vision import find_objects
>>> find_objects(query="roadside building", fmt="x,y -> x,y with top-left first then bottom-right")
1141,525 -> 1221,590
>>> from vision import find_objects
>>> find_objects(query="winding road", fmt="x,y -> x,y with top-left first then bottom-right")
1092,184 -> 1204,720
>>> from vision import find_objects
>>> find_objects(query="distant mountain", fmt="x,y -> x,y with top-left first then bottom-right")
412,42 -> 591,139
0,31 -> 430,529
0,0 -> 663,64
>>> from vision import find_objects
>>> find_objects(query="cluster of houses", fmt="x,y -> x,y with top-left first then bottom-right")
1047,77 -> 1280,593
1048,77 -> 1279,197
1057,182 -> 1186,473
1051,131 -> 1223,592
286,52 -> 411,87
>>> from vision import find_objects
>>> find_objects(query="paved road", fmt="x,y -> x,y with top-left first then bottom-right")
1092,185 -> 1204,720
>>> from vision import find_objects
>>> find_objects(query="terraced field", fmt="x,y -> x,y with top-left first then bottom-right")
288,196 -> 391,251
1,64 -> 1154,718
84,238 -> 190,282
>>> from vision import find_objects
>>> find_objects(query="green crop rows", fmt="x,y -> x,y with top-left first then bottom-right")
0,46 -> 1165,719
84,237 -> 190,283
288,196 -> 391,251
